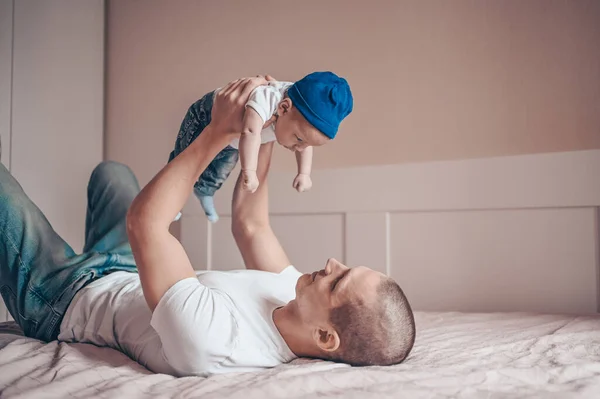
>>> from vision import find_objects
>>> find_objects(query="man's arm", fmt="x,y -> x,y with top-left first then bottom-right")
127,77 -> 268,311
232,141 -> 291,273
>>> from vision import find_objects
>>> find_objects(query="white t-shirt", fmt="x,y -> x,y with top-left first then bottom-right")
229,81 -> 293,149
58,266 -> 303,377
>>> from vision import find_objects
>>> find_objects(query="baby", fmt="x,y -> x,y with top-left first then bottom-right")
168,71 -> 353,222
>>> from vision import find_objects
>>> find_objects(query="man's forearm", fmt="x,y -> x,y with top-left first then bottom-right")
128,126 -> 231,228
232,143 -> 273,233
125,76 -> 272,309
231,142 -> 291,273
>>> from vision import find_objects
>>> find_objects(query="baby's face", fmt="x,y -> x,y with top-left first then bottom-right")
274,100 -> 330,152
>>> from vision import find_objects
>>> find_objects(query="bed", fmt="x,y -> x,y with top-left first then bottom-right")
1,312 -> 600,398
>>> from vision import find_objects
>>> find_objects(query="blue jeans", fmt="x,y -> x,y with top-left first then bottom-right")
0,161 -> 139,341
168,91 -> 239,217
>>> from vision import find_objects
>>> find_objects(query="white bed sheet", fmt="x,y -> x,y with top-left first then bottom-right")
1,312 -> 600,398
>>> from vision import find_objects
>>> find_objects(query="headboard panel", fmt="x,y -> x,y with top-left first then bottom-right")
180,150 -> 600,314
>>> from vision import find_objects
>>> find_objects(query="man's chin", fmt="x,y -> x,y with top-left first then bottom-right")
295,273 -> 310,295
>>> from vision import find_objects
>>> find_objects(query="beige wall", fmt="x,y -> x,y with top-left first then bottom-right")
0,0 -> 105,322
10,0 -> 105,252
106,0 -> 600,184
0,1 -> 12,170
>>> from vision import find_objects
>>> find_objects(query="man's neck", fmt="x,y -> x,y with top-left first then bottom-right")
272,304 -> 320,359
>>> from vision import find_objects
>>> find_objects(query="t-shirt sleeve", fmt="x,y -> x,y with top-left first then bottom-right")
150,277 -> 237,377
245,85 -> 281,124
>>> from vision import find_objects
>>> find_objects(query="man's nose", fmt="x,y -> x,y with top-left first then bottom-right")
326,258 -> 347,273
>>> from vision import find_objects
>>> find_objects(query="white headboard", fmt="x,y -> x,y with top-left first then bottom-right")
180,149 -> 600,314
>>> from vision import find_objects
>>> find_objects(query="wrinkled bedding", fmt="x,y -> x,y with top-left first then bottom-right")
1,312 -> 600,398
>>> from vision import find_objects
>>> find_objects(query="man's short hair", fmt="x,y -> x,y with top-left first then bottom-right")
329,277 -> 416,366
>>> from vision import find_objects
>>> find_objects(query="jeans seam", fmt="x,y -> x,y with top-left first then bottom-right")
0,219 -> 28,277
53,268 -> 87,308
0,224 -> 57,311
51,251 -> 112,309
1,218 -> 62,338
45,311 -> 61,340
0,220 -> 45,307
27,281 -> 54,309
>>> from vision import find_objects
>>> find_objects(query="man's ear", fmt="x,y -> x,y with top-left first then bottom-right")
313,326 -> 340,353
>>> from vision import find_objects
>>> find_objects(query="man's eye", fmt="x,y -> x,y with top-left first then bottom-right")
295,135 -> 303,142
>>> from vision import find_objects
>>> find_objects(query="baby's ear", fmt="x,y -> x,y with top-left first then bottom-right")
278,98 -> 292,114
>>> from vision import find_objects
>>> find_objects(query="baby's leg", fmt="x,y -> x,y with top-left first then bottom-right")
194,146 -> 239,222
170,92 -> 214,160
169,92 -> 215,221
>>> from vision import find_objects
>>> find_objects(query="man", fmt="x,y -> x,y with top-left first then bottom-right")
0,77 -> 415,377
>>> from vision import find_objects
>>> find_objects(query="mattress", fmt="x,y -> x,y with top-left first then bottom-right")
1,311 -> 600,398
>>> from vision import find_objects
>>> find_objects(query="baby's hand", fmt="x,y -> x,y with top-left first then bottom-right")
293,174 -> 312,193
242,170 -> 259,193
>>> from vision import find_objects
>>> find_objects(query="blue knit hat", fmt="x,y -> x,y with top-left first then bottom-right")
287,71 -> 353,139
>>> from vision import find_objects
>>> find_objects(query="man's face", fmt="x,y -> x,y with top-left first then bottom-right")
294,258 -> 383,330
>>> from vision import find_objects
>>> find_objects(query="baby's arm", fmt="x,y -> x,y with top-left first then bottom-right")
239,108 -> 264,193
293,146 -> 313,192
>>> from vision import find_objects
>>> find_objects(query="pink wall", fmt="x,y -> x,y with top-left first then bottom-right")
106,0 -> 600,184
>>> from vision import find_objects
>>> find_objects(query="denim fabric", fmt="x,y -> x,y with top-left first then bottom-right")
0,161 -> 139,341
168,91 -> 239,201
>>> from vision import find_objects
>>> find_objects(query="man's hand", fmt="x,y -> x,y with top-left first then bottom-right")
127,74 -> 273,311
211,76 -> 271,138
